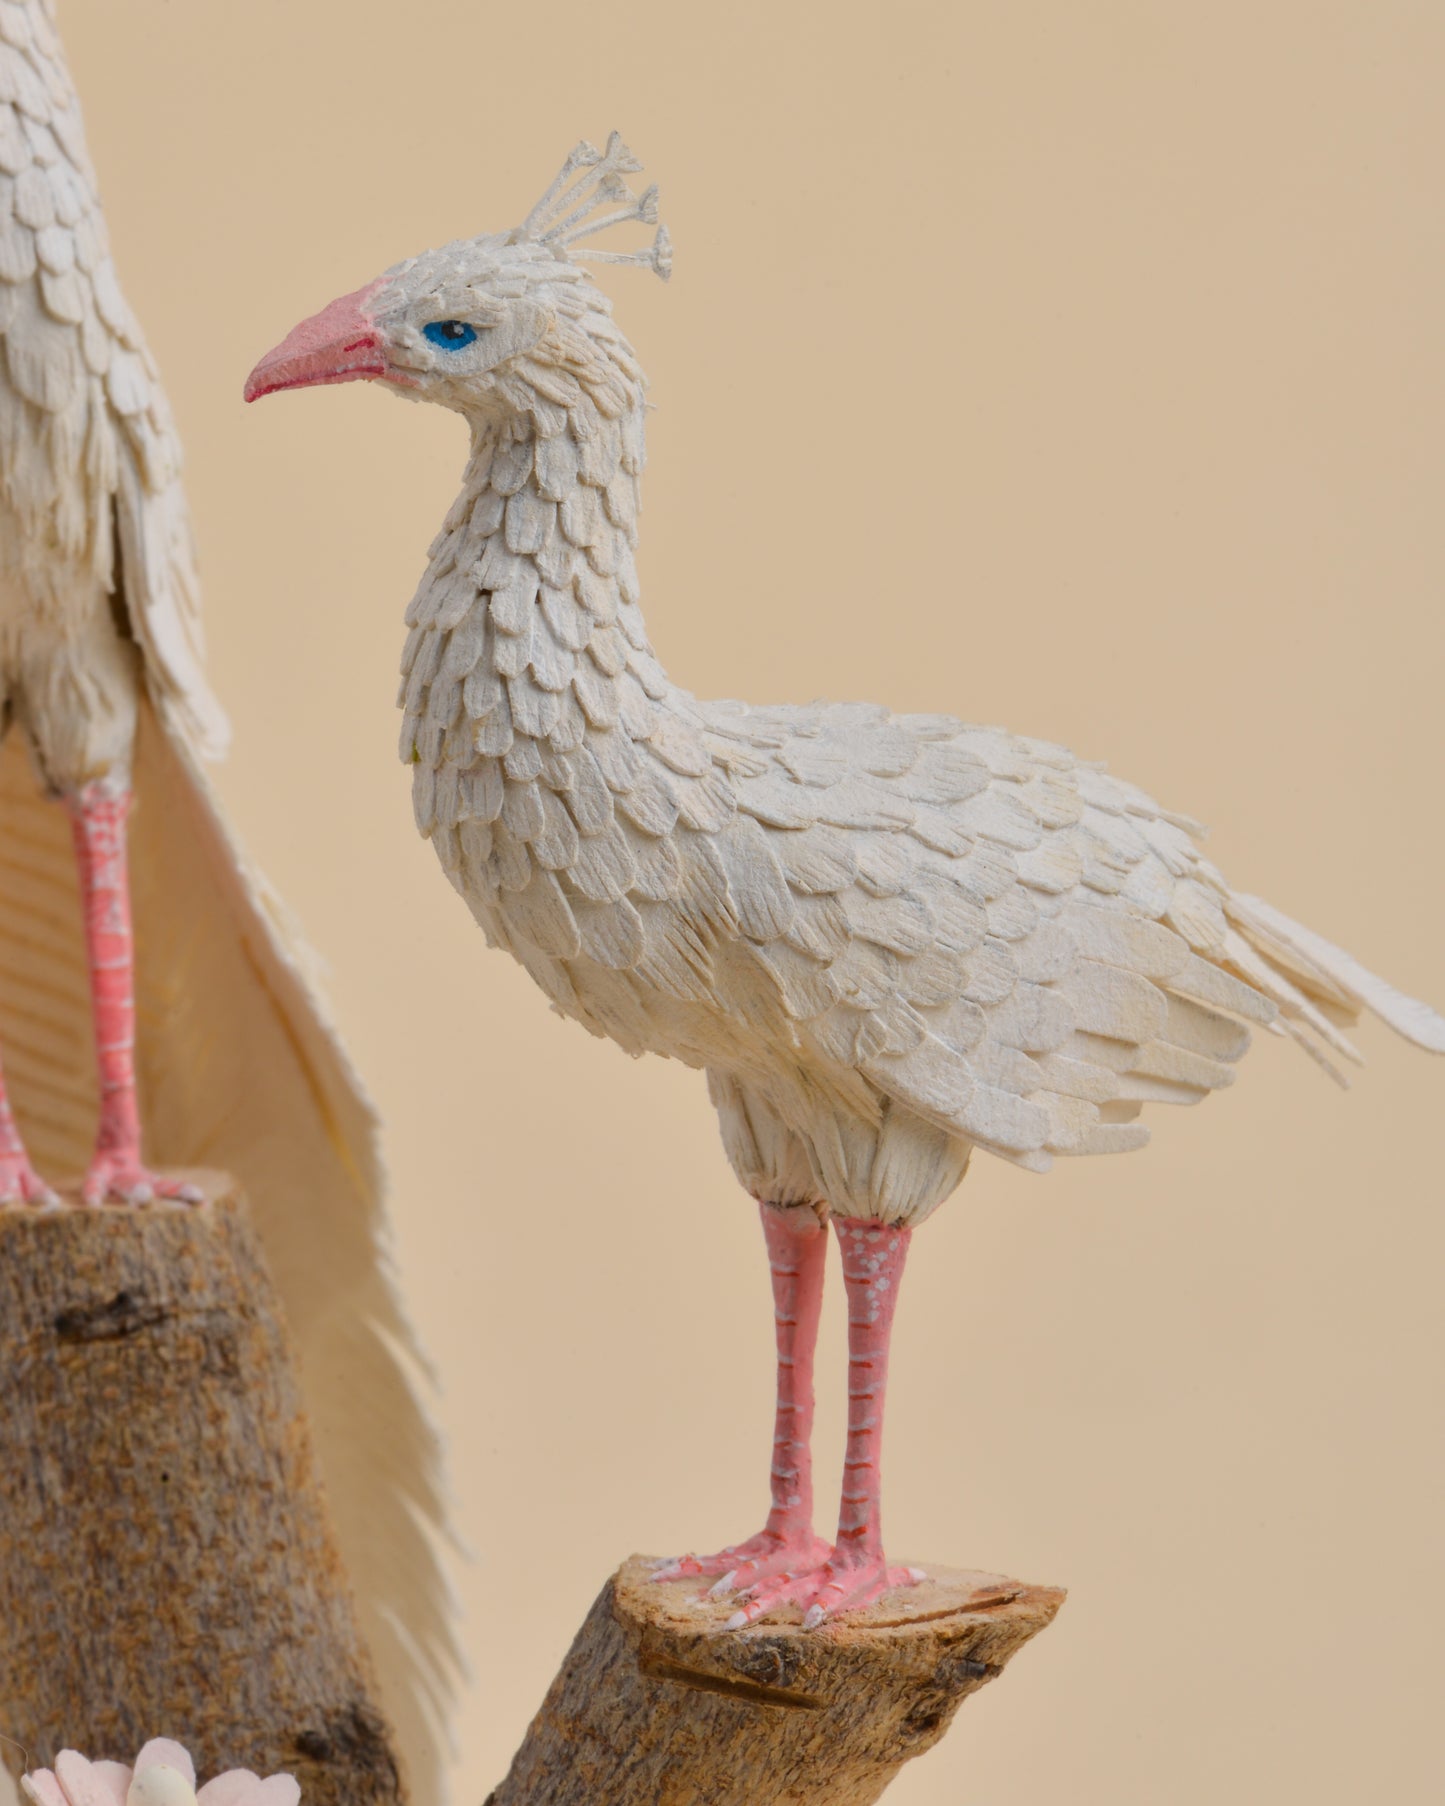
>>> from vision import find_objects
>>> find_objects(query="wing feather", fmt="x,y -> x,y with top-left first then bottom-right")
694,702 -> 1440,1190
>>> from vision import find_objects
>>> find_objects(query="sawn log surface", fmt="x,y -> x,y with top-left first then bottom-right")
0,1174 -> 405,1805
488,1553 -> 1065,1805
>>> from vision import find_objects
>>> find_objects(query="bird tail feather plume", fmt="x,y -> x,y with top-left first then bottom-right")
513,130 -> 672,278
1223,892 -> 1445,1083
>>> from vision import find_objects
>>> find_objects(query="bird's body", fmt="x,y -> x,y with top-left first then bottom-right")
247,133 -> 1445,1627
403,432 -> 1400,1215
0,1 -> 455,1784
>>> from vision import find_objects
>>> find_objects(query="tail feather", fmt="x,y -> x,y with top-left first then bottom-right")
1229,893 -> 1445,1055
1222,928 -> 1364,1066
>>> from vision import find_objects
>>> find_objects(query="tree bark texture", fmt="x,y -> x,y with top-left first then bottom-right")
488,1555 -> 1065,1805
0,1174 -> 404,1805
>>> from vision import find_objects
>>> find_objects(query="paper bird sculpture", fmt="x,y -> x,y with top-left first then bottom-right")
0,1 -> 452,1782
22,1738 -> 298,1806
246,134 -> 1444,1628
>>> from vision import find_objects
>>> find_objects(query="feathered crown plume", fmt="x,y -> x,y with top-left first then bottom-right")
513,131 -> 672,280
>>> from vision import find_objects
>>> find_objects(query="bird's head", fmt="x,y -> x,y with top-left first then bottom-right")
243,133 -> 668,423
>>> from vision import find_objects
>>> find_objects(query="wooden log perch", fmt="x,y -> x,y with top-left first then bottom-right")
0,1173 -> 405,1805
488,1554 -> 1065,1805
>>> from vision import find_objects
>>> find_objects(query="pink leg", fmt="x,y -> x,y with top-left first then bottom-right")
67,783 -> 199,1207
0,1050 -> 58,1207
727,1218 -> 924,1629
651,1201 -> 832,1592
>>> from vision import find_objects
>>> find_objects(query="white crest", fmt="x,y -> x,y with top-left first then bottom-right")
513,131 -> 672,280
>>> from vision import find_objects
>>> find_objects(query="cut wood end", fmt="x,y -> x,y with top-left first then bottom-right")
0,1163 -> 402,1806
618,1553 -> 1064,1717
489,1558 -> 1066,1804
627,1553 -> 1065,1641
0,1169 -> 241,1227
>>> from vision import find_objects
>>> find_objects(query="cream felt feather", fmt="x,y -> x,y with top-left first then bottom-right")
0,1 -> 455,1790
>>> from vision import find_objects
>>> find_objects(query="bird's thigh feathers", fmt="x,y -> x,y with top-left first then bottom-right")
708,1069 -> 819,1207
1,581 -> 141,792
709,1066 -> 971,1225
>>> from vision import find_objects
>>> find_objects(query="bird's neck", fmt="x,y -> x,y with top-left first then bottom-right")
401,401 -> 670,831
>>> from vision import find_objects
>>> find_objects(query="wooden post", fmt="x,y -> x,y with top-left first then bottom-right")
0,1174 -> 405,1805
487,1555 -> 1065,1805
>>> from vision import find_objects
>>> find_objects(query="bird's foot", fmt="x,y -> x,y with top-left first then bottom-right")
722,1550 -> 926,1631
0,1152 -> 60,1209
81,1151 -> 203,1209
649,1525 -> 833,1597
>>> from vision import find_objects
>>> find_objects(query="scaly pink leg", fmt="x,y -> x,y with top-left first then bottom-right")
651,1201 -> 832,1593
0,1050 -> 58,1207
67,783 -> 199,1208
727,1218 -> 924,1629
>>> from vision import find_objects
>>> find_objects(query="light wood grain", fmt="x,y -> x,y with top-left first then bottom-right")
0,1174 -> 405,1806
487,1554 -> 1064,1805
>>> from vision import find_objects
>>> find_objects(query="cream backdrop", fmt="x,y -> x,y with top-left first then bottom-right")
55,2 -> 1443,1801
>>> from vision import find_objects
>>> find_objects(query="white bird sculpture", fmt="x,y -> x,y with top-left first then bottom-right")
245,135 -> 1444,1630
0,1 -> 454,1784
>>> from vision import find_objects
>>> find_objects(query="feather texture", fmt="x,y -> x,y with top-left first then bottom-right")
363,190 -> 1442,1231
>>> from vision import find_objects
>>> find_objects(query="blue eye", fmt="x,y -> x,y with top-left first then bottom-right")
423,320 -> 477,350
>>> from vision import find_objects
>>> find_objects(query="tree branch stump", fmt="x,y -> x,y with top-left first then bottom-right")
0,1173 -> 404,1804
487,1555 -> 1065,1805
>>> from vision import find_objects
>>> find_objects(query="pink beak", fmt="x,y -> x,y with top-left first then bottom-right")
243,279 -> 400,402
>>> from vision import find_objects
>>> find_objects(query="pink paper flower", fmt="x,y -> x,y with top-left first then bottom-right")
21,1738 -> 300,1806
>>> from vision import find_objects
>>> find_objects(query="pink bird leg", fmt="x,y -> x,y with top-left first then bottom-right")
67,784 -> 200,1207
0,1051 -> 57,1206
726,1217 -> 924,1629
652,1201 -> 832,1592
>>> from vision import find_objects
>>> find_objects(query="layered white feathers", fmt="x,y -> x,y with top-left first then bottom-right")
0,4 -> 456,1792
385,143 -> 1444,1226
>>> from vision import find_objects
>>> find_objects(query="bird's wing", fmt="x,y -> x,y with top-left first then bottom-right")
0,0 -> 226,757
0,713 -> 459,1795
692,700 -> 1443,1174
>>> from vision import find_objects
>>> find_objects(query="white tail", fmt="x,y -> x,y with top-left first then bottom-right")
1229,892 -> 1445,1060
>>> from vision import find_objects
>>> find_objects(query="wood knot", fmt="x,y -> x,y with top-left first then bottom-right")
898,1650 -> 1001,1743
727,1637 -> 802,1691
933,1652 -> 999,1689
54,1289 -> 169,1344
291,1701 -> 403,1797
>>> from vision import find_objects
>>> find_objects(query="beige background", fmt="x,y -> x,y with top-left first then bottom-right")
59,1 -> 1443,1800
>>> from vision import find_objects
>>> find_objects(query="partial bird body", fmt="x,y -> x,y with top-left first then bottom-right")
0,1 -> 455,1788
246,133 -> 1444,1628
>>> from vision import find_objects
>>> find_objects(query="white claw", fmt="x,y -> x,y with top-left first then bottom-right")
707,1570 -> 739,1599
803,1605 -> 827,1630
907,1566 -> 928,1583
722,1610 -> 748,1632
